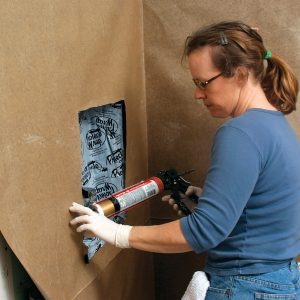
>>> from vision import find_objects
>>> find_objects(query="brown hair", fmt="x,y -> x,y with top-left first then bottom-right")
184,21 -> 299,114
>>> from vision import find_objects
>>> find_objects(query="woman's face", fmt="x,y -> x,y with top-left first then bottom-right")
188,46 -> 241,118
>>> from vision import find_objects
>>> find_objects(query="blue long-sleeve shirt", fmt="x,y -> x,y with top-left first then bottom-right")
180,109 -> 300,275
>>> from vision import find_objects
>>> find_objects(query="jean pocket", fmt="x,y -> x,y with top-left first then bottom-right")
255,292 -> 296,299
205,287 -> 230,300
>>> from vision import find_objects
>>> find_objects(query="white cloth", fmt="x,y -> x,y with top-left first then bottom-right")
182,271 -> 210,300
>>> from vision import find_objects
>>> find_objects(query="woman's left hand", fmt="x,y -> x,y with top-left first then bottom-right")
69,202 -> 132,248
69,202 -> 119,244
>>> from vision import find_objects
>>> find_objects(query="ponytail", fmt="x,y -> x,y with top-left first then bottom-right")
262,53 -> 299,114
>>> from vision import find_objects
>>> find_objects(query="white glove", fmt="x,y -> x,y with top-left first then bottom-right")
162,186 -> 202,216
69,202 -> 132,248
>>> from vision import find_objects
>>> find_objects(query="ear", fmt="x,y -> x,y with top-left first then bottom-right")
235,66 -> 249,86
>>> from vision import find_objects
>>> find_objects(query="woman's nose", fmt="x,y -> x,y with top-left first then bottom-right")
194,87 -> 206,101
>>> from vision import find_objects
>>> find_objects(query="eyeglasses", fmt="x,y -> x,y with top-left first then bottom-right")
192,72 -> 223,89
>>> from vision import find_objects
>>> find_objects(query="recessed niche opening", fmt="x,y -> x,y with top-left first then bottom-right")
78,100 -> 126,262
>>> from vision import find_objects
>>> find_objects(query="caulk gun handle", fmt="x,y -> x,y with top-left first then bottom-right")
176,177 -> 199,204
171,189 -> 192,216
176,199 -> 192,216
189,193 -> 199,203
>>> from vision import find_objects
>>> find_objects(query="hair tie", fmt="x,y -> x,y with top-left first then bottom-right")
219,32 -> 229,45
264,49 -> 271,60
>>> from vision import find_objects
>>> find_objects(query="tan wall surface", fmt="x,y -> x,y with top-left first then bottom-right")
0,1 -> 153,299
75,249 -> 154,300
144,0 -> 300,298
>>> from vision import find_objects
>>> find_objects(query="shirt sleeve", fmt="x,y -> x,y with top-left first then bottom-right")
180,125 -> 262,253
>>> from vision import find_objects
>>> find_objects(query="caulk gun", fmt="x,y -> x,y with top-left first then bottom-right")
85,168 -> 198,217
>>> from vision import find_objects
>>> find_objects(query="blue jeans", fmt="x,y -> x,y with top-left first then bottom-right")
205,260 -> 300,299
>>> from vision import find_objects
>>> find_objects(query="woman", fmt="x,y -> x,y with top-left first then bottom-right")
70,21 -> 300,298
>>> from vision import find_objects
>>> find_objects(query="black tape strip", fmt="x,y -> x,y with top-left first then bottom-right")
110,197 -> 121,213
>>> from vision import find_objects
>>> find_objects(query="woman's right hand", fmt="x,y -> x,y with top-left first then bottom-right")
161,186 -> 202,216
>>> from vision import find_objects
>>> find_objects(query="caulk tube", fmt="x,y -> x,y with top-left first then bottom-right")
95,177 -> 164,217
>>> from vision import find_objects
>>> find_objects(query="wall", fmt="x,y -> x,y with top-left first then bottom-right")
143,1 -> 300,298
1,1 -> 300,299
0,1 -> 153,299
